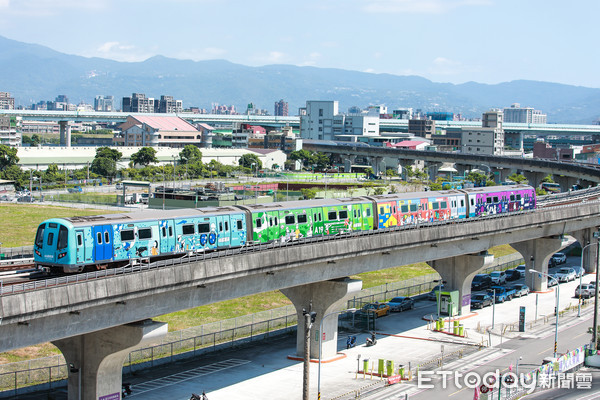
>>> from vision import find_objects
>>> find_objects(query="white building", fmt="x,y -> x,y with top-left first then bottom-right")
0,114 -> 21,147
461,110 -> 505,155
299,100 -> 380,141
503,103 -> 547,124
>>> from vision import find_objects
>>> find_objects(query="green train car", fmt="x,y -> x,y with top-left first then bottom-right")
237,198 -> 374,243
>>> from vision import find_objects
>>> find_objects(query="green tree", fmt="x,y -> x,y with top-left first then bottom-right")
300,188 -> 317,199
131,147 -> 158,166
95,147 -> 122,162
288,149 -> 313,169
364,167 -> 374,178
239,153 -> 262,170
313,153 -> 331,171
542,174 -> 555,183
0,165 -> 26,188
31,134 -> 41,146
179,145 -> 203,163
466,171 -> 488,187
91,157 -> 117,182
374,187 -> 386,195
0,144 -> 19,171
507,173 -> 527,184
22,135 -> 32,146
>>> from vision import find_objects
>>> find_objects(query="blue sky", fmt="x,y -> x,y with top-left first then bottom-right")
0,0 -> 598,87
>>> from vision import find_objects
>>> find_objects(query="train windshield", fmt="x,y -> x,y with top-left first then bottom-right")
35,224 -> 45,248
57,225 -> 68,249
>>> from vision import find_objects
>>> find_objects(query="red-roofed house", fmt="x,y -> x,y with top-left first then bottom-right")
386,140 -> 428,150
115,115 -> 201,147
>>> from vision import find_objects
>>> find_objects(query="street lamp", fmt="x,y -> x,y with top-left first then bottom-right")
579,242 -> 597,317
302,307 -> 317,400
318,308 -> 357,400
530,269 -> 559,357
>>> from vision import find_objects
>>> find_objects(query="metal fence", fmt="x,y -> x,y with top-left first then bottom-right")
0,246 -> 33,260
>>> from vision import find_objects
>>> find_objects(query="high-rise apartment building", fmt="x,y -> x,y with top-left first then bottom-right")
299,100 -> 379,141
94,95 -> 114,112
503,103 -> 547,124
408,119 -> 435,140
274,99 -> 288,116
122,93 -> 156,113
0,115 -> 21,146
0,92 -> 15,110
158,95 -> 183,113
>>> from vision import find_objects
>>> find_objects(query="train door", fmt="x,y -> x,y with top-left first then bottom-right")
217,215 -> 231,248
466,193 -> 477,217
448,195 -> 459,219
229,214 -> 246,247
92,225 -> 113,262
75,230 -> 85,264
312,208 -> 323,236
159,220 -> 176,254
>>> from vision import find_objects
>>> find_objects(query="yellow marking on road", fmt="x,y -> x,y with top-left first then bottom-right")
538,347 -> 553,355
449,386 -> 468,396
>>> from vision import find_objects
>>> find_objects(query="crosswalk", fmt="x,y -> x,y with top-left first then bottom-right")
130,359 -> 251,397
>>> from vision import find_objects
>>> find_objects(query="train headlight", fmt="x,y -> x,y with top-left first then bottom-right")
35,250 -> 41,256
58,252 -> 67,259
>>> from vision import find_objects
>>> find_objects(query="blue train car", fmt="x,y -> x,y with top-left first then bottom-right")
34,207 -> 247,273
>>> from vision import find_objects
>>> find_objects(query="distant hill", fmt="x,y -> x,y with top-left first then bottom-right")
0,35 -> 599,124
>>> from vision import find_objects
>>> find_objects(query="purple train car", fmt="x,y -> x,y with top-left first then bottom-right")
461,184 -> 536,218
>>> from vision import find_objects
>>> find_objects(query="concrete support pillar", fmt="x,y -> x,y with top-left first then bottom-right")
59,120 -> 72,147
426,161 -> 442,182
52,320 -> 167,400
281,278 -> 362,359
521,171 -> 545,189
554,176 -> 578,192
429,252 -> 494,315
398,159 -> 413,180
343,155 -> 356,173
454,164 -> 471,179
511,236 -> 564,291
572,228 -> 600,273
492,168 -> 511,184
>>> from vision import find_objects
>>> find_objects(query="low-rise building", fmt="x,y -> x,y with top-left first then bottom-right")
115,115 -> 200,148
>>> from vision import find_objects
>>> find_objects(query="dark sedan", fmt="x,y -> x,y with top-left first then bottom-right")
505,269 -> 521,282
471,294 -> 493,309
471,274 -> 492,291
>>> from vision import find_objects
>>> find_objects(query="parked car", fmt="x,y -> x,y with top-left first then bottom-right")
471,294 -> 493,309
505,269 -> 521,282
574,266 -> 585,278
387,296 -> 414,312
471,274 -> 492,291
554,267 -> 576,283
67,186 -> 82,193
551,252 -> 567,265
427,284 -> 445,301
487,286 -> 516,303
361,303 -> 391,318
490,271 -> 507,285
548,275 -> 558,287
575,284 -> 594,299
516,264 -> 527,277
510,284 -> 530,297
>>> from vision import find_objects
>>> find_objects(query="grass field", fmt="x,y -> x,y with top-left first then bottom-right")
0,203 -> 517,364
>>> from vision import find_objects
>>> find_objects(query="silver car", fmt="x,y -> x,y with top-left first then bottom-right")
554,267 -> 576,283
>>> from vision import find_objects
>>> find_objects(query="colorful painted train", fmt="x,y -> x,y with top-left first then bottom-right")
33,184 -> 536,273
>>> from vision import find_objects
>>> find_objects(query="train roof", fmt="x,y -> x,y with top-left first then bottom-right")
460,184 -> 533,194
59,206 -> 246,227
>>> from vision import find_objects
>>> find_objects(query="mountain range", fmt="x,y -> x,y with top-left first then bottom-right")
0,35 -> 599,124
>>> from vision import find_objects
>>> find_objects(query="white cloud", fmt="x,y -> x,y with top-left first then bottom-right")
428,57 -> 466,76
93,41 -> 147,62
363,0 -> 491,14
299,52 -> 321,67
0,0 -> 9,9
2,0 -> 107,16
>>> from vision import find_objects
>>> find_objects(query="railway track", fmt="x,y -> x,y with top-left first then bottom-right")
0,258 -> 34,272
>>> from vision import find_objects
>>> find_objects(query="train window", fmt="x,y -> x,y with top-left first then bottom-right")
298,214 -> 308,223
77,234 -> 83,246
225,221 -> 228,231
219,222 -> 223,232
182,224 -> 195,235
493,196 -> 499,203
138,228 -> 151,240
121,230 -> 134,241
471,198 -> 475,206
48,232 -> 55,246
57,226 -> 68,249
328,211 -> 337,220
339,210 -> 348,219
510,195 -> 515,201
256,218 -> 262,228
410,204 -> 417,212
379,207 -> 384,214
486,197 -> 492,204
274,217 -> 278,225
401,205 -> 408,213
366,209 -> 371,217
162,227 -> 166,237
35,224 -> 45,247
96,232 -> 101,245
198,223 -> 210,233
104,231 -> 110,243
237,220 -> 243,230
285,215 -> 295,224
516,194 -> 522,200
169,226 -> 173,236
432,203 -> 439,210
49,223 -> 58,228
269,218 -> 273,227
393,206 -> 396,214
441,202 -> 447,209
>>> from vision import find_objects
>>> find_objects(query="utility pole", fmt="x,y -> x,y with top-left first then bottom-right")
302,304 -> 316,400
593,237 -> 600,349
